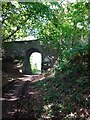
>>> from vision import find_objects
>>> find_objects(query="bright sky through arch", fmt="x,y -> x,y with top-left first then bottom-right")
30,52 -> 42,74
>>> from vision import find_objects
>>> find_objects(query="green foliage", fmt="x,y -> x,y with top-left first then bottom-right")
2,1 -> 89,71
2,2 -> 53,42
31,63 -> 41,74
55,43 -> 88,76
2,1 -> 89,50
77,76 -> 88,87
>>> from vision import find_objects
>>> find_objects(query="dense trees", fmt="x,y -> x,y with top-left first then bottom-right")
2,0 -> 89,79
2,1 -> 89,62
2,1 -> 89,71
2,2 -> 53,41
2,1 -> 89,43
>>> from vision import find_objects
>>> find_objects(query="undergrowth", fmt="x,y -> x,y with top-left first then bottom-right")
33,45 -> 90,119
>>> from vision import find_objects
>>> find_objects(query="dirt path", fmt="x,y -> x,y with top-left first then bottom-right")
2,74 -> 45,119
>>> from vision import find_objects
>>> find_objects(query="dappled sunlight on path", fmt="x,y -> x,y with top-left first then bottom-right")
17,74 -> 45,82
2,74 -> 45,119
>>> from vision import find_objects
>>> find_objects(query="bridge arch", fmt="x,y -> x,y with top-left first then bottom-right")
3,40 -> 58,75
23,48 -> 44,74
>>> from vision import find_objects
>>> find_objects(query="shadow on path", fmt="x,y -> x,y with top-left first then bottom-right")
2,74 -> 45,119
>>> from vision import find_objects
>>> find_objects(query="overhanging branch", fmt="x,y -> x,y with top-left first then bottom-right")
2,16 -> 29,41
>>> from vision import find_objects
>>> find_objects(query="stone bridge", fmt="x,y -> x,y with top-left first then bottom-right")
3,40 -> 58,74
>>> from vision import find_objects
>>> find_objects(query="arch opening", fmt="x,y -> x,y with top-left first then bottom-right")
30,52 -> 42,74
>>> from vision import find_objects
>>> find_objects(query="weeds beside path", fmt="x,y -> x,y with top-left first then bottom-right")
2,72 -> 90,120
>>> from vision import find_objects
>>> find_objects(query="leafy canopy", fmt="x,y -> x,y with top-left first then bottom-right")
2,1 -> 89,43
2,2 -> 53,42
2,1 -> 89,63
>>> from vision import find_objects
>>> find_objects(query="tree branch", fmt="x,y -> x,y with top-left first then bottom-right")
2,16 -> 29,41
2,26 -> 20,41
